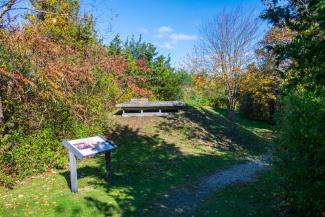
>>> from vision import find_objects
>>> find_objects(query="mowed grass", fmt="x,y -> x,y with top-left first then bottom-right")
196,171 -> 276,217
0,106 -> 274,216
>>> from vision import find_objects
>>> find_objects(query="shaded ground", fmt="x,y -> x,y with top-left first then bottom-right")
144,156 -> 271,216
157,106 -> 272,155
0,106 -> 275,217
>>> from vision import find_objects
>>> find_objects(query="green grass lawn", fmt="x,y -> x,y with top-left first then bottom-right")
212,107 -> 275,141
0,106 -> 276,216
196,171 -> 277,217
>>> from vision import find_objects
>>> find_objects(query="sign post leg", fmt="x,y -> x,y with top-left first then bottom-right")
69,151 -> 78,193
105,152 -> 112,183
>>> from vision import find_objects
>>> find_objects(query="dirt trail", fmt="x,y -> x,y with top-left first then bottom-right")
144,156 -> 271,216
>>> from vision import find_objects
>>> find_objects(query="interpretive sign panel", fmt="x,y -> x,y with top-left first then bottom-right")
62,135 -> 117,160
62,135 -> 117,193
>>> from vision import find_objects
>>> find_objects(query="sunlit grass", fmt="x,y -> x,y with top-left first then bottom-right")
0,106 -> 274,216
196,171 -> 276,217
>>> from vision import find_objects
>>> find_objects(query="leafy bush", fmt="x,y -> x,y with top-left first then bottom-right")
239,93 -> 277,123
0,120 -> 104,187
0,128 -> 64,186
183,72 -> 227,108
275,89 -> 325,216
0,0 -> 182,187
239,64 -> 279,123
261,1 -> 325,215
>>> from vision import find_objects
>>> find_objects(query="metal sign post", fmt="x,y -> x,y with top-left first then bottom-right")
62,135 -> 117,193
68,151 -> 78,192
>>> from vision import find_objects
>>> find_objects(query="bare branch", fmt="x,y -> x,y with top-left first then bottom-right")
0,0 -> 71,20
0,0 -> 17,19
196,7 -> 260,120
9,7 -> 69,16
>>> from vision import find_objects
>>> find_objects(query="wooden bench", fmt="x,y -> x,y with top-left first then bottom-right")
116,98 -> 184,117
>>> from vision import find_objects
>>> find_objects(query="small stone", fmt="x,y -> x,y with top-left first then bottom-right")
18,194 -> 24,198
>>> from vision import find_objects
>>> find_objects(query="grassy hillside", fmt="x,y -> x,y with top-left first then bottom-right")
0,106 -> 275,216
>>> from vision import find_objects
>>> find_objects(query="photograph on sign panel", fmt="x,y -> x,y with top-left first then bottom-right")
74,142 -> 94,150
69,136 -> 114,157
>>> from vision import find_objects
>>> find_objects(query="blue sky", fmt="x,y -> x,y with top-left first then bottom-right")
80,0 -> 267,66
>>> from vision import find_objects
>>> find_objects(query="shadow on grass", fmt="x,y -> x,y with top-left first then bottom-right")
213,107 -> 274,130
59,123 -> 240,216
213,107 -> 275,142
158,106 -> 270,155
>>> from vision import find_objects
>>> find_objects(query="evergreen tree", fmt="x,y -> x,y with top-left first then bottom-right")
108,34 -> 123,55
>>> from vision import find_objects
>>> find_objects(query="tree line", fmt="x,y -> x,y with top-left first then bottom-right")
189,1 -> 324,216
0,0 -> 184,186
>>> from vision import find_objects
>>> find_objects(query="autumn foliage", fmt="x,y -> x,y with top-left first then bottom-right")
0,0 -> 182,186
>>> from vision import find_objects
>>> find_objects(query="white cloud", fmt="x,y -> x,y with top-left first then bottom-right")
158,26 -> 173,33
161,42 -> 175,50
153,26 -> 196,50
169,33 -> 197,41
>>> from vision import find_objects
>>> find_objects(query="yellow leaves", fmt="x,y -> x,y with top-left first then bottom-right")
49,0 -> 59,6
193,73 -> 224,94
193,74 -> 207,92
26,15 -> 37,23
240,65 -> 280,106
269,94 -> 277,100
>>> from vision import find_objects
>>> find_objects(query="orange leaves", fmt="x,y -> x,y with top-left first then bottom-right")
100,56 -> 128,76
0,68 -> 36,94
0,30 -> 94,117
95,54 -> 151,98
0,24 -> 152,122
27,33 -> 94,93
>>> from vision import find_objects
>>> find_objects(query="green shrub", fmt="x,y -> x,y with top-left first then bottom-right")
239,93 -> 277,123
184,84 -> 226,108
275,89 -> 325,216
0,128 -> 64,186
0,120 -> 104,187
186,94 -> 210,107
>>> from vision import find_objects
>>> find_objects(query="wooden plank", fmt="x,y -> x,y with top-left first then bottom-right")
116,100 -> 184,108
122,112 -> 170,117
69,151 -> 78,193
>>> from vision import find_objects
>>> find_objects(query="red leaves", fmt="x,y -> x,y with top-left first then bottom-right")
0,68 -> 36,94
1,28 -> 153,120
136,59 -> 148,72
101,56 -> 128,76
96,55 -> 151,97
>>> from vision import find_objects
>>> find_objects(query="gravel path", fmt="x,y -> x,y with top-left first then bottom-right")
145,156 -> 271,216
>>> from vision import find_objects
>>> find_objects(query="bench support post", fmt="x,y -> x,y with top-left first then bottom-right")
69,151 -> 78,193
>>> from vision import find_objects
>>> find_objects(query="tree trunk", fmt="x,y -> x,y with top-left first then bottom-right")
226,99 -> 236,121
0,96 -> 4,124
